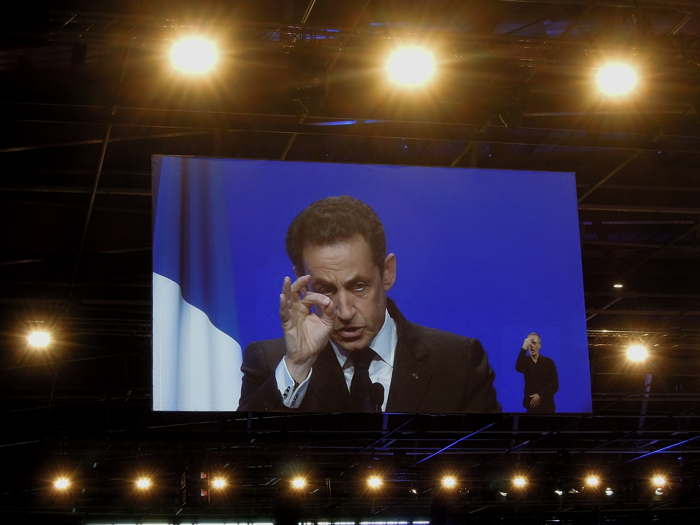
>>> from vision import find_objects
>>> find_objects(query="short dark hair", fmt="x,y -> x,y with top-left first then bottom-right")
286,196 -> 387,272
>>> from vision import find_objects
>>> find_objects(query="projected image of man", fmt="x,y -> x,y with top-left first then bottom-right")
238,196 -> 501,413
516,332 -> 558,413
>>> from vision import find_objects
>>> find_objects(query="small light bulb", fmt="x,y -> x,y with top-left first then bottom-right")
651,474 -> 667,488
290,476 -> 307,490
367,475 -> 383,490
53,476 -> 71,491
386,45 -> 437,87
595,62 -> 639,97
169,36 -> 219,75
135,476 -> 153,491
512,475 -> 527,488
585,474 -> 601,488
626,344 -> 649,363
27,330 -> 52,349
441,475 -> 458,489
211,476 -> 228,490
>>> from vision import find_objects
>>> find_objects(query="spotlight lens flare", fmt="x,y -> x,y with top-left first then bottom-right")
441,475 -> 458,489
135,476 -> 153,490
290,476 -> 307,490
170,36 -> 219,75
211,476 -> 228,490
652,474 -> 667,488
626,344 -> 649,363
367,474 -> 383,490
386,45 -> 436,87
595,62 -> 638,97
585,474 -> 601,488
512,475 -> 527,489
53,476 -> 71,491
605,487 -> 614,496
27,330 -> 52,349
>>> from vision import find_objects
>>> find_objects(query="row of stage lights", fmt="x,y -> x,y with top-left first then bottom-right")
23,328 -> 653,363
49,472 -> 669,495
168,36 -> 639,97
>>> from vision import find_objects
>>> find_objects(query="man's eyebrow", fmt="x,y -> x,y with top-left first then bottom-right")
345,275 -> 372,286
310,278 -> 334,289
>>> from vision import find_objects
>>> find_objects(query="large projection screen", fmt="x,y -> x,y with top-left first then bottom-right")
152,156 -> 590,413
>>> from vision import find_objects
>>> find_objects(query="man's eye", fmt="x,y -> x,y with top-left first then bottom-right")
353,283 -> 368,293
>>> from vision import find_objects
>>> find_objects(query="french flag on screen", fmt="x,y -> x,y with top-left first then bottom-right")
151,156 -> 243,411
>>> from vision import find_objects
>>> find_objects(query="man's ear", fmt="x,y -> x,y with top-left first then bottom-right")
382,253 -> 397,291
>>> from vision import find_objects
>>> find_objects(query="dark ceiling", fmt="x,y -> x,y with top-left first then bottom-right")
1,1 -> 699,524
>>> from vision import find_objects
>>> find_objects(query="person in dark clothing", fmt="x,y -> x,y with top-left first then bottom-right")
515,332 -> 558,413
238,196 -> 501,413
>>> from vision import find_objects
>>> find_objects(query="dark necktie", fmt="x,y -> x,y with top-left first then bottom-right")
349,348 -> 377,412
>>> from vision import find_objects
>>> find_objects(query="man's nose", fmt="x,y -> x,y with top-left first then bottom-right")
335,290 -> 355,322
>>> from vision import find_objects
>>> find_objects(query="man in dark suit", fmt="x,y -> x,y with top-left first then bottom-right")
237,196 -> 500,413
515,332 -> 558,413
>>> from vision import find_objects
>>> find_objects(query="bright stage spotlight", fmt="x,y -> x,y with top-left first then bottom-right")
440,475 -> 458,490
651,474 -> 667,488
385,45 -> 436,88
595,61 -> 639,97
169,36 -> 219,75
512,475 -> 528,489
605,487 -> 614,496
211,475 -> 228,490
52,476 -> 71,492
626,344 -> 649,363
367,474 -> 383,490
585,474 -> 601,488
135,476 -> 153,491
290,476 -> 307,491
27,329 -> 52,350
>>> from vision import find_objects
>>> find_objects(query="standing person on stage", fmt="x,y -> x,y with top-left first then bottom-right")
515,332 -> 558,413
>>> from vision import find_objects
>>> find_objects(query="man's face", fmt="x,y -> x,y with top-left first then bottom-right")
299,234 -> 396,352
529,335 -> 542,360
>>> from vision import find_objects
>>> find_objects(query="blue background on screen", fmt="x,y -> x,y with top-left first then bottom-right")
153,156 -> 591,413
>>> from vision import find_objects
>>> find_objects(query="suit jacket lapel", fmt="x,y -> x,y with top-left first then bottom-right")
386,303 -> 432,412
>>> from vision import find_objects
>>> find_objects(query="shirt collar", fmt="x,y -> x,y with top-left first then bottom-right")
331,309 -> 397,368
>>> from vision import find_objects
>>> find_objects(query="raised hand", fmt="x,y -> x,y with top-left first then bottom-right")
279,275 -> 336,383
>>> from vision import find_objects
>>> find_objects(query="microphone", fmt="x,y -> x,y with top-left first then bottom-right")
371,383 -> 385,413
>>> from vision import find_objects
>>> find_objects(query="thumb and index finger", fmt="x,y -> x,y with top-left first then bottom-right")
279,274 -> 336,325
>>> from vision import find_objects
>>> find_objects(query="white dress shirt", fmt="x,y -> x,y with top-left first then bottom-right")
275,309 -> 397,410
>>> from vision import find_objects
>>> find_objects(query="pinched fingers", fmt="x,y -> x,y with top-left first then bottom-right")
301,291 -> 336,323
290,275 -> 312,297
279,275 -> 313,323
